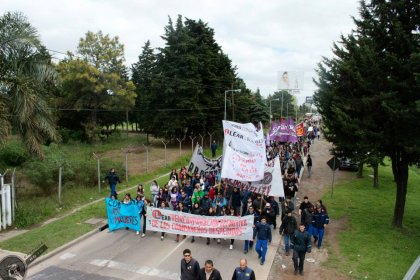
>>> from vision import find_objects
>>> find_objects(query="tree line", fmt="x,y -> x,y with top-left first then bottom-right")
314,0 -> 419,227
1,12 -> 305,157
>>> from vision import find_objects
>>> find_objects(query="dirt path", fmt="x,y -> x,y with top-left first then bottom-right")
268,137 -> 353,280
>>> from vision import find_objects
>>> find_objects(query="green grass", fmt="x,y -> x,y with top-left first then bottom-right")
322,163 -> 420,280
0,152 -> 194,254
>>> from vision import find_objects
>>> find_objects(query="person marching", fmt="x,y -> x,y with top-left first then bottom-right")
180,249 -> 200,280
254,216 -> 272,265
291,224 -> 312,276
231,258 -> 256,280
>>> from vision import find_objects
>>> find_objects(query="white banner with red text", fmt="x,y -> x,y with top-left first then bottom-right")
146,207 -> 254,240
221,121 -> 266,181
224,156 -> 285,197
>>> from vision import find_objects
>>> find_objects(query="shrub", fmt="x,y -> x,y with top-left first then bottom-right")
0,140 -> 30,167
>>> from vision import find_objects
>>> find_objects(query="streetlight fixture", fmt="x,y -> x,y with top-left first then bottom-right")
224,89 -> 241,120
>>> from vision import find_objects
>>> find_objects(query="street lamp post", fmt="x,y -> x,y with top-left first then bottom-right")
269,97 -> 281,125
224,89 -> 241,120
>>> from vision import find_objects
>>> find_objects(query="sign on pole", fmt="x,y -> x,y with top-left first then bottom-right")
326,156 -> 341,197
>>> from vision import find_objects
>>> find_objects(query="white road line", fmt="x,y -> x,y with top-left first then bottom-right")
154,236 -> 189,267
90,259 -> 179,280
59,253 -> 76,260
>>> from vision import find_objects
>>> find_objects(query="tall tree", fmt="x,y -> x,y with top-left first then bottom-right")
314,0 -> 419,227
0,11 -> 58,158
58,31 -> 136,141
131,40 -> 157,137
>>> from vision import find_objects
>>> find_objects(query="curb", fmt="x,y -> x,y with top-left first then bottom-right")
29,225 -> 100,267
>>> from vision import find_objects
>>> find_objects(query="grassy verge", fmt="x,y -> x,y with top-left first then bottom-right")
321,163 -> 420,280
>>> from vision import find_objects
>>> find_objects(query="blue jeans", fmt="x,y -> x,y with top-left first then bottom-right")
312,227 -> 324,248
244,240 -> 254,252
255,239 -> 268,263
284,234 -> 291,253
110,184 -> 117,197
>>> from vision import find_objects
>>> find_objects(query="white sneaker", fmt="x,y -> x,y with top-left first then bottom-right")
217,239 -> 221,244
229,245 -> 233,250
141,233 -> 146,238
161,236 -> 164,240
136,231 -> 139,235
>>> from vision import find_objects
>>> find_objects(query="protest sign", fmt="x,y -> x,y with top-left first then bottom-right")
106,198 -> 140,232
187,145 -> 222,176
146,207 -> 254,240
221,121 -> 266,181
224,157 -> 285,197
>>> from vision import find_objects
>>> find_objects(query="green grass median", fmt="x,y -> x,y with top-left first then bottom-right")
322,164 -> 420,280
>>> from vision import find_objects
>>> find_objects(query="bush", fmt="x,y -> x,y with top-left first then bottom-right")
0,140 -> 30,167
23,144 -> 125,194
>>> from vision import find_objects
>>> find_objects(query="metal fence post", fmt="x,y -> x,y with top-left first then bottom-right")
58,167 -> 62,205
98,158 -> 101,193
11,169 -> 15,223
176,138 -> 184,157
189,136 -> 196,153
208,131 -> 215,149
161,140 -> 169,166
125,153 -> 128,181
199,134 -> 204,147
143,144 -> 149,172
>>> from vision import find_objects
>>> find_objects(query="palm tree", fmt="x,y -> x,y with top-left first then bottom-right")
0,11 -> 58,158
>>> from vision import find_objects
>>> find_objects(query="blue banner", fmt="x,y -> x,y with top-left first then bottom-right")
106,197 -> 141,231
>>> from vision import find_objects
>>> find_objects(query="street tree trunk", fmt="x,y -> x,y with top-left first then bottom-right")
391,150 -> 409,228
373,162 -> 379,188
357,162 -> 364,178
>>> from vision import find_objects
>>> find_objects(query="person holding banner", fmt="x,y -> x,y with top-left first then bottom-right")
180,249 -> 200,280
159,201 -> 170,241
255,216 -> 272,265
135,194 -> 144,235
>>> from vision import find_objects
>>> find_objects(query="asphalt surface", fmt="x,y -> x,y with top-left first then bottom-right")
27,216 -> 281,280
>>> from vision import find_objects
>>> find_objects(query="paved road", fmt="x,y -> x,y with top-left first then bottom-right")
27,217 -> 281,280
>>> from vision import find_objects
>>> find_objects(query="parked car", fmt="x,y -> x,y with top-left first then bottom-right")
338,157 -> 359,171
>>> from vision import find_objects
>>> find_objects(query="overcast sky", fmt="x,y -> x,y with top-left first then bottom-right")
3,0 -> 360,104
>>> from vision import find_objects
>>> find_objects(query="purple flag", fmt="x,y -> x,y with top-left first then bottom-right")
269,119 -> 298,143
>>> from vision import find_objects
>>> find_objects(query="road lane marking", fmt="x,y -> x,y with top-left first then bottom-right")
90,259 -> 179,280
59,253 -> 76,260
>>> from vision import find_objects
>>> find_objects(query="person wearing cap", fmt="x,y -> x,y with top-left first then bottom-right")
255,216 -> 272,265
262,203 -> 276,228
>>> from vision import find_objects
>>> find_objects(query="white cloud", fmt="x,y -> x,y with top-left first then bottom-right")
3,0 -> 360,103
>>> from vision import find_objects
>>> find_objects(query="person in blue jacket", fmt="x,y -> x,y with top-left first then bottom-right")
254,216 -> 272,265
312,206 -> 329,249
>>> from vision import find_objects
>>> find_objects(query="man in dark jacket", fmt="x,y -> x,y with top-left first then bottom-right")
243,206 -> 259,254
266,196 -> 280,227
262,203 -> 276,228
181,249 -> 200,280
291,224 -> 312,276
312,206 -> 330,248
280,210 -> 298,256
103,168 -> 121,197
232,258 -> 256,280
230,187 -> 242,215
198,260 -> 222,280
255,217 -> 272,265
